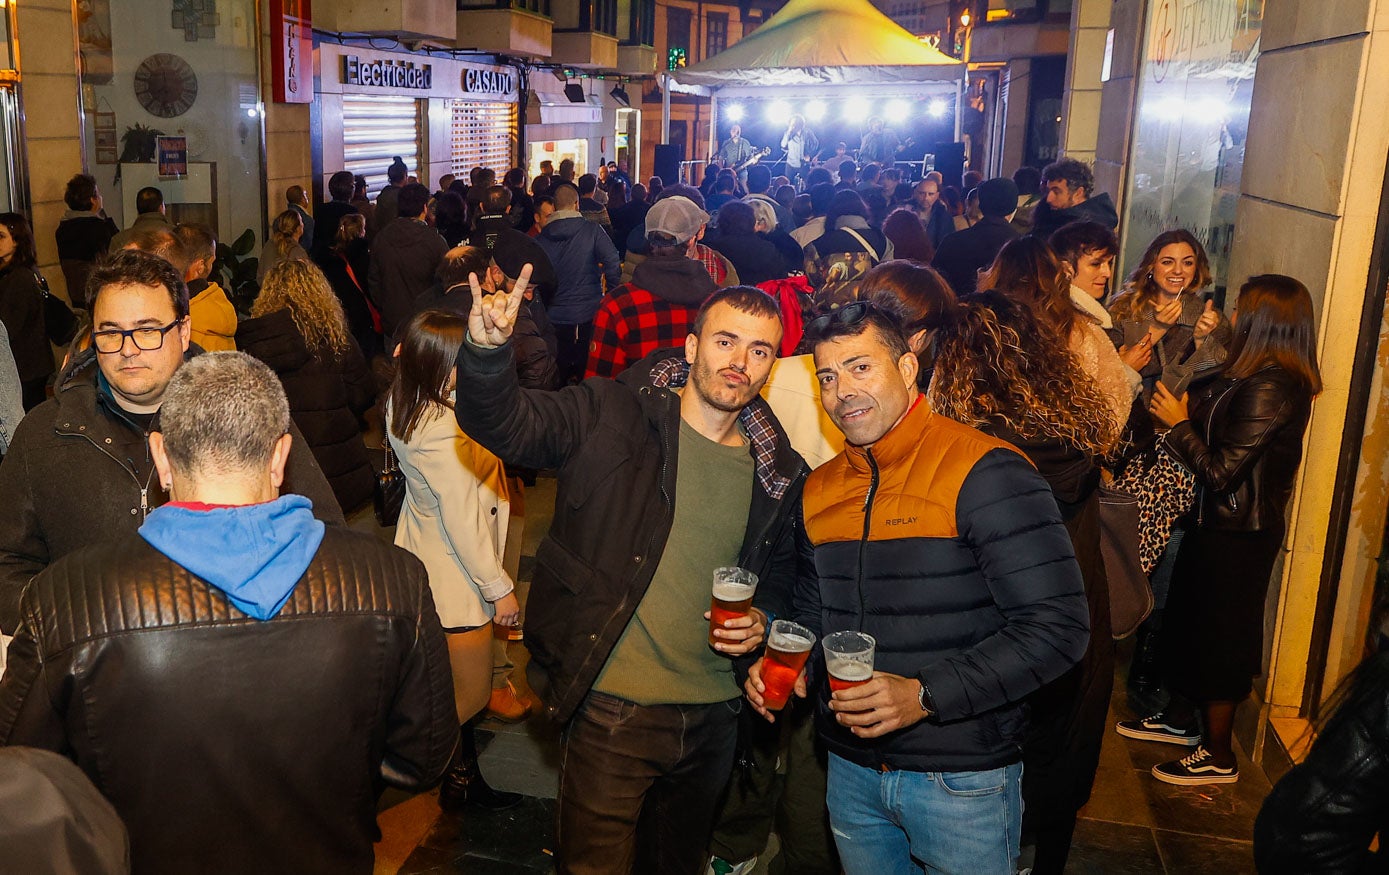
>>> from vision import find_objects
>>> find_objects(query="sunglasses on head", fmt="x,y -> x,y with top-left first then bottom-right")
806,300 -> 872,336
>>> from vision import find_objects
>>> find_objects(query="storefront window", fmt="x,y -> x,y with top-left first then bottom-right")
451,99 -> 516,176
528,139 -> 589,180
79,0 -> 265,245
1120,0 -> 1264,295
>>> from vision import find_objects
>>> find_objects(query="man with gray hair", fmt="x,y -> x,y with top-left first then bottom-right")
0,351 -> 457,875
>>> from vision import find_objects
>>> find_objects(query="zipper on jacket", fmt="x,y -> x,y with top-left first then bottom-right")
856,450 -> 880,632
1196,380 -> 1240,529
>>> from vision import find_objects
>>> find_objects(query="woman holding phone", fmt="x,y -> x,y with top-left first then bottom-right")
1117,274 -> 1321,786
1107,229 -> 1231,398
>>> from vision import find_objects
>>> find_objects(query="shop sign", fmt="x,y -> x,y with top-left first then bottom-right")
270,0 -> 312,104
1120,0 -> 1263,293
463,67 -> 515,97
344,56 -> 433,90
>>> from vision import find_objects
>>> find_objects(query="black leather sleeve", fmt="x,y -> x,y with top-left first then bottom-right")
0,596 -> 66,750
1163,376 -> 1298,494
379,575 -> 459,792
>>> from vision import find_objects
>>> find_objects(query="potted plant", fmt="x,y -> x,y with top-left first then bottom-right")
119,123 -> 164,162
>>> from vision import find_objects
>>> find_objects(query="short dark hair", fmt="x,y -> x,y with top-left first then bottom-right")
577,174 -> 598,195
503,167 -> 526,189
717,200 -> 756,236
656,184 -> 706,210
64,174 -> 99,211
838,160 -> 858,179
353,174 -> 368,197
87,248 -> 190,320
746,165 -> 772,194
0,213 -> 36,269
693,286 -> 782,337
860,163 -> 881,182
809,182 -> 836,215
397,182 -> 431,219
824,189 -> 869,231
1041,157 -> 1094,195
135,187 -> 164,215
1012,165 -> 1042,196
175,223 -> 216,263
715,172 -> 737,194
806,167 -> 833,187
387,157 -> 408,183
328,170 -> 354,201
881,168 -> 902,183
1048,221 -> 1119,265
122,226 -> 190,277
436,245 -> 490,288
803,297 -> 911,362
483,185 -> 512,215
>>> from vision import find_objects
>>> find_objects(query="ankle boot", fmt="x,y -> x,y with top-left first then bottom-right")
438,723 -> 523,812
1128,626 -> 1162,692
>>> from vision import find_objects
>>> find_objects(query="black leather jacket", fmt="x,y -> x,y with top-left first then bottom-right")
1254,653 -> 1389,873
1162,365 -> 1313,532
0,528 -> 457,875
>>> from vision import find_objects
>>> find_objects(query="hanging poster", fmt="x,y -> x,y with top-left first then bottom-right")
1120,0 -> 1264,295
157,135 -> 188,178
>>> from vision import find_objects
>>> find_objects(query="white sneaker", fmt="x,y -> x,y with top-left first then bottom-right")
707,855 -> 759,875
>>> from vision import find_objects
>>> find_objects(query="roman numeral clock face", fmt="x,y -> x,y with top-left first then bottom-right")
133,53 -> 198,118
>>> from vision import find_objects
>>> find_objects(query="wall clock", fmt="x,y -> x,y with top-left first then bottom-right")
133,53 -> 198,118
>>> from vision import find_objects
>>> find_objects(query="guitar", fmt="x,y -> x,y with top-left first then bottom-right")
734,147 -> 772,172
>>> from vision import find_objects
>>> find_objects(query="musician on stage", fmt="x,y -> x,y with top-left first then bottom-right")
716,124 -> 758,183
780,114 -> 818,185
858,116 -> 901,167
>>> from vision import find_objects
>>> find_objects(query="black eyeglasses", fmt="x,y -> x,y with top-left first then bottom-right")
806,301 -> 872,336
92,320 -> 183,355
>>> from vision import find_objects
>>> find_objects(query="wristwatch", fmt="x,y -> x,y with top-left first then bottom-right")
917,681 -> 932,715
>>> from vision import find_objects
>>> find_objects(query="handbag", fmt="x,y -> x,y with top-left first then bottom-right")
36,272 -> 77,347
1111,439 -> 1197,575
1097,483 -> 1152,639
373,439 -> 405,527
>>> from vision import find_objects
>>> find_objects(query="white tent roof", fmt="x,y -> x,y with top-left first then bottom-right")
665,0 -> 962,90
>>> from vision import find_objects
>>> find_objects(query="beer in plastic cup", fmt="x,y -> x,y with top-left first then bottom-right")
823,631 -> 875,693
760,620 -> 816,710
709,566 -> 759,647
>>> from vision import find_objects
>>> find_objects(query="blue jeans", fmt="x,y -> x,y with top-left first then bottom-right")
826,754 -> 1023,875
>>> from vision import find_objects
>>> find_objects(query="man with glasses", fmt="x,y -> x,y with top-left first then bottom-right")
744,297 -> 1089,875
0,249 -> 342,632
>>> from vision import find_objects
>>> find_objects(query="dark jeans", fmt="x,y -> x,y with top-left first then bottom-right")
555,321 -> 595,385
557,691 -> 741,875
709,697 -> 839,874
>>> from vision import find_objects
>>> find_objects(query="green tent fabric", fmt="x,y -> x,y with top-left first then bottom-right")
666,0 -> 961,89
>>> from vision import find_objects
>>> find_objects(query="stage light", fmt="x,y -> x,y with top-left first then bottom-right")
886,99 -> 911,123
767,100 -> 792,125
844,100 -> 872,123
928,99 -> 949,118
725,103 -> 745,122
804,100 -> 827,122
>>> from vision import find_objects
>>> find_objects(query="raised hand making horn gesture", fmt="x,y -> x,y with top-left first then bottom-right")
466,263 -> 534,349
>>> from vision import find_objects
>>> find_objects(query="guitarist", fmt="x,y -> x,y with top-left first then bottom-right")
716,124 -> 760,186
779,114 -> 819,186
857,116 -> 901,167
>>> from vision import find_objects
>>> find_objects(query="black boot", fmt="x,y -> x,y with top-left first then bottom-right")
438,722 -> 523,812
1128,624 -> 1162,693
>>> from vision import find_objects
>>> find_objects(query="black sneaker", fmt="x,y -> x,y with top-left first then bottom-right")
1152,745 -> 1239,785
1115,713 -> 1202,746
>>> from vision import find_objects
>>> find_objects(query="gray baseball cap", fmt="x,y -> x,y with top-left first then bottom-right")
645,196 -> 710,244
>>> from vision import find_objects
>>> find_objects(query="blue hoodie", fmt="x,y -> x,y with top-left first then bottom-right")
139,494 -> 325,621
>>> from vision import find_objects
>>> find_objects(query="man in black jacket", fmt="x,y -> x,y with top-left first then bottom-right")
0,350 -> 455,875
313,170 -> 359,263
458,276 -> 806,875
932,177 -> 1022,296
469,185 -> 557,305
1030,157 -> 1119,240
746,300 -> 1088,875
368,183 -> 449,339
0,250 -> 344,632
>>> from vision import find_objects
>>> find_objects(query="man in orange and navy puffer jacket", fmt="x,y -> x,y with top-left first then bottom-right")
745,297 -> 1090,875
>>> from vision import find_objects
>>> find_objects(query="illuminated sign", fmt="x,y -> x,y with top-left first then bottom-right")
343,56 -> 433,89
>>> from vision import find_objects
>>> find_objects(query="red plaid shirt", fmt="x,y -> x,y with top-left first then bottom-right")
694,243 -> 731,286
584,287 -> 701,379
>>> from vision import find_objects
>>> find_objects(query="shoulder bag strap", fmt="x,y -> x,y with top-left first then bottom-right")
841,227 -> 880,262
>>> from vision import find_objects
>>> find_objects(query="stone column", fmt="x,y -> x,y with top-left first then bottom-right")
1057,0 -> 1111,167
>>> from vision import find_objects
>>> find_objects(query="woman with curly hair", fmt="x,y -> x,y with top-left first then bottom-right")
978,235 -> 1137,443
1107,229 -> 1231,397
930,291 -> 1118,875
257,209 -> 310,282
237,259 -> 375,513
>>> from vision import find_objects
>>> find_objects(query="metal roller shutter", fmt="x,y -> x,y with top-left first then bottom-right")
341,95 -> 422,195
450,99 -> 516,177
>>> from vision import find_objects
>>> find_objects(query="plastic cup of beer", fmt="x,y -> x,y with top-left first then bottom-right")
709,566 -> 759,647
760,620 -> 816,711
823,631 -> 876,693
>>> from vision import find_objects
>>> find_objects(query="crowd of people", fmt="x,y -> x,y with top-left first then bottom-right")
0,148 -> 1364,875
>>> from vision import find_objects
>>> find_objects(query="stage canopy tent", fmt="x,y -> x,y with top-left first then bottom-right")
662,0 -> 962,93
